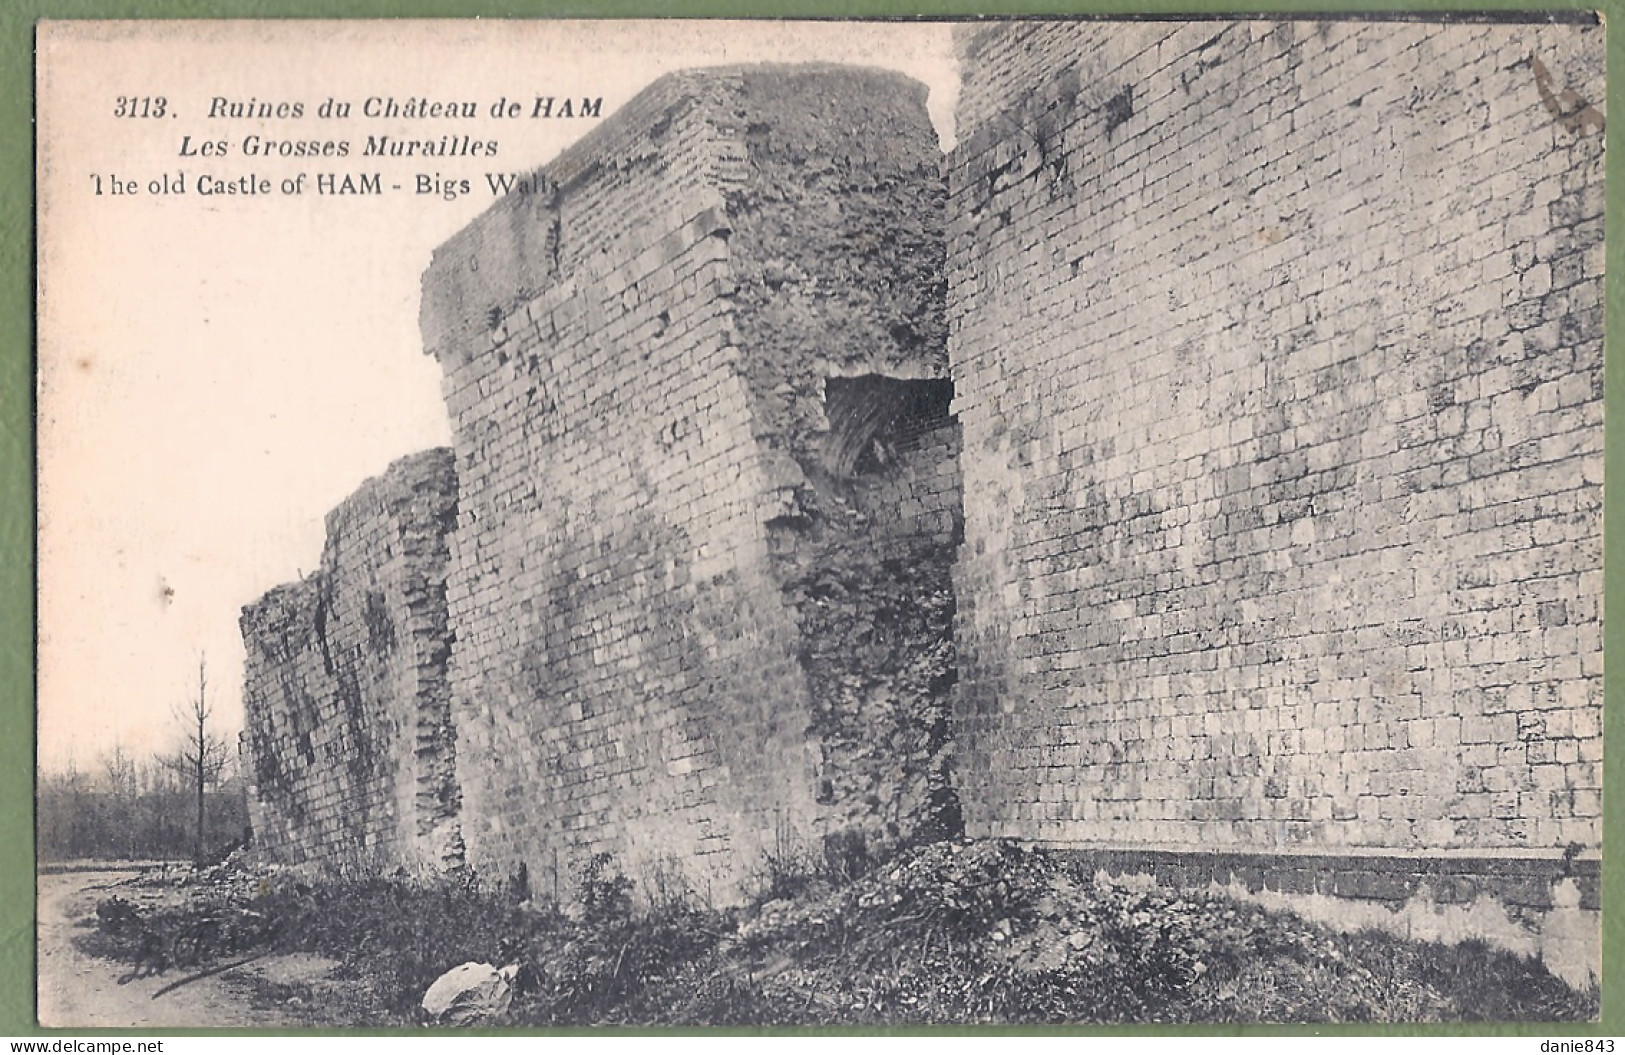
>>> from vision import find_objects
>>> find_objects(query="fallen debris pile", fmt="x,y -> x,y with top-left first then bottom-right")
83,852 -> 303,984
86,841 -> 1598,1025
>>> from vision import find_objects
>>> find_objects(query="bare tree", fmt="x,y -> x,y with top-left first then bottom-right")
58,755 -> 88,857
162,655 -> 230,863
101,744 -> 138,858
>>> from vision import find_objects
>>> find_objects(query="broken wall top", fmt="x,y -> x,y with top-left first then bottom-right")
419,63 -> 945,378
239,447 -> 457,643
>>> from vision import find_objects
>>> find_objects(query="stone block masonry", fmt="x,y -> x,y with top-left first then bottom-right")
946,21 -> 1602,983
240,448 -> 460,876
419,64 -> 955,899
238,23 -> 1603,986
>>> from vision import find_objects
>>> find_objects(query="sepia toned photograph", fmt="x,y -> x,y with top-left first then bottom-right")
35,16 -> 1603,1028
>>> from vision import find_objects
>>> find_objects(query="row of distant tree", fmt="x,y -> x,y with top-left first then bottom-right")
38,657 -> 251,863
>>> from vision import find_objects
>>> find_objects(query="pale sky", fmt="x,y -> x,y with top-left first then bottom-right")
35,20 -> 960,775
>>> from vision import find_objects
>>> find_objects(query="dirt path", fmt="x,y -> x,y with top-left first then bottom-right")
36,869 -> 331,1028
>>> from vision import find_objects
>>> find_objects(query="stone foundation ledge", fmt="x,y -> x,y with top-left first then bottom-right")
1037,841 -> 1601,991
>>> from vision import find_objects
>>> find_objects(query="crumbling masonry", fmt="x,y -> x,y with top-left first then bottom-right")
244,64 -> 960,897
241,448 -> 461,875
241,21 -> 1603,984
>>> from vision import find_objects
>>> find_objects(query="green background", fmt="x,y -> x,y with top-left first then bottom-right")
3,0 -> 1620,1038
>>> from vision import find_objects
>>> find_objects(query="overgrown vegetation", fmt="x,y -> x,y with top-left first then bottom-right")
87,840 -> 1597,1025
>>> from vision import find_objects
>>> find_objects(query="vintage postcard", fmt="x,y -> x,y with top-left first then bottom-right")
35,17 -> 1603,1027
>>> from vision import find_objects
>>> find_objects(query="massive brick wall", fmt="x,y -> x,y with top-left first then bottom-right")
240,449 -> 460,876
236,29 -> 1600,984
419,64 -> 952,898
948,22 -> 1603,863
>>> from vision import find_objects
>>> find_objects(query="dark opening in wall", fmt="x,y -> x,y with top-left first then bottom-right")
824,375 -> 955,477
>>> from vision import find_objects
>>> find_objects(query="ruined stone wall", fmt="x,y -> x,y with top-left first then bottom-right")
240,448 -> 460,876
771,409 -> 964,864
419,65 -> 953,898
948,21 -> 1604,860
850,421 -> 961,560
723,71 -> 961,864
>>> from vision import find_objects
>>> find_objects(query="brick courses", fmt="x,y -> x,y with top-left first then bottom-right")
419,64 -> 953,898
239,449 -> 460,876
948,20 -> 1603,862
238,25 -> 1604,980
243,65 -> 956,897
